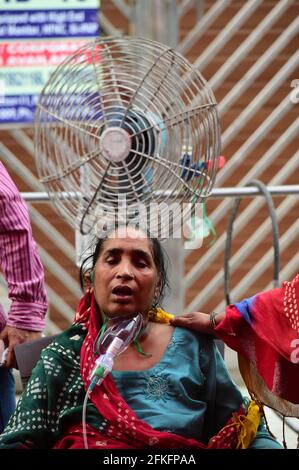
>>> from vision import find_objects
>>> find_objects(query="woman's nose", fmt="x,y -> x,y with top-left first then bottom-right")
116,262 -> 134,279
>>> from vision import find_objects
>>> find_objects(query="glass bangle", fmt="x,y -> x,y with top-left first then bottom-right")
210,311 -> 219,328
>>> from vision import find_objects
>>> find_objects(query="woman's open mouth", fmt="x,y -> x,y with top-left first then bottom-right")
112,285 -> 134,302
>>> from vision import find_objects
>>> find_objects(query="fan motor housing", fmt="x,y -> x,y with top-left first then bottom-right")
101,127 -> 131,162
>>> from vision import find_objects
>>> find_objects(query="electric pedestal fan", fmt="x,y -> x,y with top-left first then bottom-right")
34,36 -> 221,238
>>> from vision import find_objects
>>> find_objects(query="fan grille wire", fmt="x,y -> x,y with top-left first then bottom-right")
35,37 -> 220,236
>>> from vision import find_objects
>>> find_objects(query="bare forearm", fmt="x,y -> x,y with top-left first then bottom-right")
170,311 -> 226,335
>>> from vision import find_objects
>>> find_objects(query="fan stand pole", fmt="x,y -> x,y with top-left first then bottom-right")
131,0 -> 178,49
131,0 -> 184,315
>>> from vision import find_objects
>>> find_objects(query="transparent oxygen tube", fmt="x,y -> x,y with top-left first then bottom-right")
89,312 -> 144,391
83,312 -> 144,448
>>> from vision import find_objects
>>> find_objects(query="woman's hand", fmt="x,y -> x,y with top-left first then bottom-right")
170,311 -> 225,336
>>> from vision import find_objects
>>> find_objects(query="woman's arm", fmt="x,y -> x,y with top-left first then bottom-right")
170,311 -> 225,335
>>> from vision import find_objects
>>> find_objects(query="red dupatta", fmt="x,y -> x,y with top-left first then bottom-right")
215,275 -> 299,406
54,290 -> 258,449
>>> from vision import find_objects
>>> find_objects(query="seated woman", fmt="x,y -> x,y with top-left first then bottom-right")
0,226 -> 281,449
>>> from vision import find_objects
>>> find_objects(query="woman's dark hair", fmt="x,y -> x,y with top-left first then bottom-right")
79,224 -> 170,307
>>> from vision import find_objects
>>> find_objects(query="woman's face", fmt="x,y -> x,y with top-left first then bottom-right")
93,227 -> 160,317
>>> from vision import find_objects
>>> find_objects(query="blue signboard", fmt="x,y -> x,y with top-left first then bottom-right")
0,0 -> 100,125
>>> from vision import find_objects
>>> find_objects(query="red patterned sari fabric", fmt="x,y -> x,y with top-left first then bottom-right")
215,275 -> 299,404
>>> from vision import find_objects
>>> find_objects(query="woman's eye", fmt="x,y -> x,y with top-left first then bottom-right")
135,260 -> 148,268
106,258 -> 117,265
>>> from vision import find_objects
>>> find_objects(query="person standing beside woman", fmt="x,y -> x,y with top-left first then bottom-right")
171,274 -> 299,407
0,162 -> 48,432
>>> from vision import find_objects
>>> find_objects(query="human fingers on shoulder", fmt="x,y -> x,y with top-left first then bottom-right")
170,311 -> 210,329
170,312 -> 193,325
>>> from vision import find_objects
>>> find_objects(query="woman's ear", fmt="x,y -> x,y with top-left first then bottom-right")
83,270 -> 94,287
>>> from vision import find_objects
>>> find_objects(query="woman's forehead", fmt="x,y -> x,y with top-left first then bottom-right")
103,227 -> 152,253
108,226 -> 147,239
